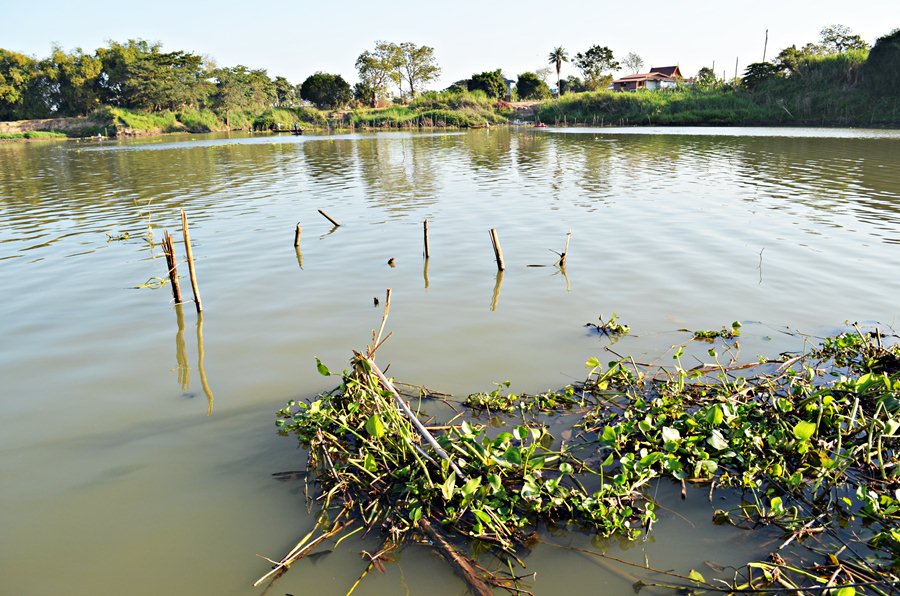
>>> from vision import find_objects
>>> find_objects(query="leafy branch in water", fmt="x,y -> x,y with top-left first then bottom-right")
585,313 -> 630,337
686,320 -> 742,342
264,323 -> 900,594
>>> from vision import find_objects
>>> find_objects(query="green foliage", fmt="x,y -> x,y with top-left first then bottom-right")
863,28 -> 900,97
0,130 -> 68,139
536,88 -> 786,125
468,69 -> 507,99
515,72 -> 551,100
742,62 -> 782,90
573,45 -> 619,91
820,24 -> 871,54
586,313 -> 630,337
175,108 -> 221,132
299,72 -> 352,110
547,46 -> 568,95
211,65 -> 275,123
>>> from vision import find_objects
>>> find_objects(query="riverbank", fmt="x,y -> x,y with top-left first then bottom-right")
2,86 -> 898,141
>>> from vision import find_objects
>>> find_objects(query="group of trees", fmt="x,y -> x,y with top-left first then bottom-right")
740,24 -> 892,92
544,44 -> 638,96
352,41 -> 439,107
0,39 -> 288,121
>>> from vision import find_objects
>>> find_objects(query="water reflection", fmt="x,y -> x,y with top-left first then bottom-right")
423,258 -> 430,290
174,304 -> 189,391
172,304 -> 214,414
196,313 -> 214,416
490,270 -> 504,312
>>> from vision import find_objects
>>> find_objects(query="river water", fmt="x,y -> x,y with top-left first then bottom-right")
1,127 -> 899,595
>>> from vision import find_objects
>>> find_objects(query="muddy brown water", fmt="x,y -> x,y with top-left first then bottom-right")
1,126 -> 899,595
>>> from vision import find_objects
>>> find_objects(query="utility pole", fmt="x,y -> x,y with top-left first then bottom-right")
763,29 -> 769,62
734,57 -> 739,81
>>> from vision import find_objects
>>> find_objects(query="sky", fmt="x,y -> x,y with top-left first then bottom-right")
2,0 -> 898,89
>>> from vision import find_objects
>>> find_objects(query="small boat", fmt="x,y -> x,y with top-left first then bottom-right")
469,122 -> 491,129
534,122 -> 548,128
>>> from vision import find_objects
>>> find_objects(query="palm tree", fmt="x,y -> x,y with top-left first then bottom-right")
548,47 -> 568,97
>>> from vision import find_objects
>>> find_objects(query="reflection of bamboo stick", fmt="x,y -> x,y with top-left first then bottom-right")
423,219 -> 430,259
293,223 -> 302,247
317,209 -> 341,227
423,258 -> 430,290
489,228 -> 505,271
162,231 -> 183,304
180,209 -> 202,313
295,246 -> 303,269
197,313 -> 214,416
175,303 -> 189,391
491,270 -> 504,312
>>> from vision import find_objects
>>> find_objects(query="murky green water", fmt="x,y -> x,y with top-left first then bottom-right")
1,127 -> 899,595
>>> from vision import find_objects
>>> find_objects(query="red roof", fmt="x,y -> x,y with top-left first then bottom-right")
649,65 -> 682,77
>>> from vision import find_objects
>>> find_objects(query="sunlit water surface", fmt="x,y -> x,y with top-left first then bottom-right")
2,126 -> 899,595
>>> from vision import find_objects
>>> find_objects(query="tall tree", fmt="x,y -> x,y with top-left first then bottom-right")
622,52 -> 644,74
468,70 -> 507,98
273,76 -> 296,107
0,49 -> 41,119
299,72 -> 352,109
398,42 -> 440,99
547,47 -> 568,97
573,45 -> 619,91
515,72 -> 551,100
356,42 -> 401,107
820,24 -> 870,54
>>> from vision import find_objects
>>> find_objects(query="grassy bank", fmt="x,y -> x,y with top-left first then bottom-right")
349,90 -> 513,128
536,88 -> 788,126
0,130 -> 69,140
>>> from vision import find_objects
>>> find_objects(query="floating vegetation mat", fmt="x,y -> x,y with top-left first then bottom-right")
258,321 -> 900,595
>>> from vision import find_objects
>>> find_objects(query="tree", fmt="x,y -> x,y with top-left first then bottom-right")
515,72 -> 551,100
820,24 -> 870,54
573,45 -> 619,91
356,42 -> 401,106
622,52 -> 644,74
25,46 -> 104,117
273,76 -> 296,106
468,69 -> 507,98
0,49 -> 42,119
862,28 -> 900,96
559,76 -> 586,94
547,47 -> 568,96
696,66 -> 717,89
95,40 -> 209,112
741,62 -> 781,90
299,72 -> 352,109
398,42 -> 440,99
211,66 -> 275,125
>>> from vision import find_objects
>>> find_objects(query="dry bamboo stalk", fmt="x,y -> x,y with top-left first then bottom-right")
558,229 -> 572,268
162,231 -> 183,304
293,222 -> 302,247
417,518 -> 493,596
253,518 -> 353,587
364,356 -> 468,481
489,228 -> 505,271
317,209 -> 341,227
180,209 -> 202,313
423,219 -> 430,259
372,288 -> 392,355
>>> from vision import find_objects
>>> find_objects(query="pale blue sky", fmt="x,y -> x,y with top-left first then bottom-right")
2,0 -> 897,88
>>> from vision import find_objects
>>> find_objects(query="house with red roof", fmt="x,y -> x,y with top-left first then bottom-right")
612,66 -> 683,92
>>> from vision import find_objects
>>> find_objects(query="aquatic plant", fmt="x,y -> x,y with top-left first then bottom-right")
264,319 -> 900,594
